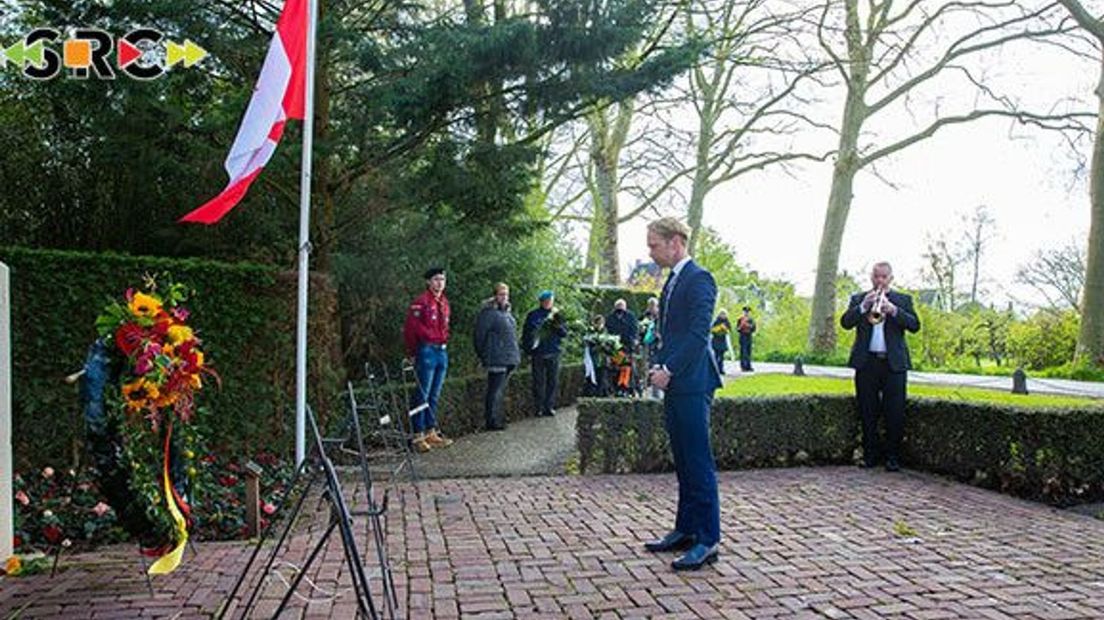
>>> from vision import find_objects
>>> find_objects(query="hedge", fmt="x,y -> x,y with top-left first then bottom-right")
0,247 -> 342,470
346,363 -> 585,438
578,285 -> 655,320
576,395 -> 1104,505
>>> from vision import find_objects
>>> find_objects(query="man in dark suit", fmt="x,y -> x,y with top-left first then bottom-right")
644,217 -> 724,571
840,261 -> 921,472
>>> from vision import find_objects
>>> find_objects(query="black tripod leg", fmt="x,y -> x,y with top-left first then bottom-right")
270,519 -> 339,618
233,464 -> 318,620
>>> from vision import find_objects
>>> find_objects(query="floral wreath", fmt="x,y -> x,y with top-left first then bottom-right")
83,275 -> 215,574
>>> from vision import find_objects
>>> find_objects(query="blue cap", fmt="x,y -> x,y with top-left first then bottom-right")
538,290 -> 554,301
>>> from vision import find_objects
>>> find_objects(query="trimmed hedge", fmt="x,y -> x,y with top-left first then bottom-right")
0,247 -> 342,470
348,363 -> 585,438
576,395 -> 1104,505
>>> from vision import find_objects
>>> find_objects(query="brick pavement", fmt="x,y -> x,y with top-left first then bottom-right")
3,467 -> 1104,618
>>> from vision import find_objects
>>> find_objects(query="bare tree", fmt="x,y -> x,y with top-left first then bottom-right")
1015,240 -> 1087,309
961,205 -> 997,304
921,234 -> 962,311
1055,0 -> 1104,365
805,0 -> 1094,353
672,0 -> 836,252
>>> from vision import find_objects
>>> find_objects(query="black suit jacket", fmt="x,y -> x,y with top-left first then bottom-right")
840,290 -> 920,373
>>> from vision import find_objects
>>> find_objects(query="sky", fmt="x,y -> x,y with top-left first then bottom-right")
567,2 -> 1099,309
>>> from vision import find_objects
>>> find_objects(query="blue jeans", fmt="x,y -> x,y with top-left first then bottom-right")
413,344 -> 448,433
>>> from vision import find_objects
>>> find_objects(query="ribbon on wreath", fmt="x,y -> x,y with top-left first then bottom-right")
147,420 -> 192,575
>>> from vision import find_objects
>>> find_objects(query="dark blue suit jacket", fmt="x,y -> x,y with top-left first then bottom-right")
656,260 -> 724,395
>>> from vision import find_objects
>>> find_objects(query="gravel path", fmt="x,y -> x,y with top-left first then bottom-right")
411,406 -> 579,479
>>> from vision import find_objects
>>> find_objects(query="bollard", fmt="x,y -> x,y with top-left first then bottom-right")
793,356 -> 805,377
243,460 -> 263,537
1012,367 -> 1028,395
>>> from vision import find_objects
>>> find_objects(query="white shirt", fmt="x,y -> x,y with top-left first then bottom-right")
862,293 -> 888,353
869,322 -> 887,353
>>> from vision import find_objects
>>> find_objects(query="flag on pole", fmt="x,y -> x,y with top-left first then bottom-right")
180,0 -> 307,224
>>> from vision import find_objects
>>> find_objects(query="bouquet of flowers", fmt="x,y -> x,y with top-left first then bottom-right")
583,331 -> 622,358
88,275 -> 215,574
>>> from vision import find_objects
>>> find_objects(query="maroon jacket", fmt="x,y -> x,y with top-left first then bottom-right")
403,290 -> 450,357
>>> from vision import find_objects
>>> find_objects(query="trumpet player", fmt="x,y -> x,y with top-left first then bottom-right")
840,261 -> 920,472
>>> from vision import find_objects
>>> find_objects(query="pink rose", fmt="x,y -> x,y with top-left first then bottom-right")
14,490 -> 29,506
42,467 -> 54,478
92,502 -> 111,517
262,502 -> 277,515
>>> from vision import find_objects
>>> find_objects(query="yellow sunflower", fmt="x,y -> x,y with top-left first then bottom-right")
128,292 -> 163,318
167,325 -> 194,345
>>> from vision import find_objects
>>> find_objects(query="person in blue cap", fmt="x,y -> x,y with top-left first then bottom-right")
521,290 -> 568,417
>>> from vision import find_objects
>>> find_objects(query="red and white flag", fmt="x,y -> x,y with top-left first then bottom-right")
180,0 -> 307,224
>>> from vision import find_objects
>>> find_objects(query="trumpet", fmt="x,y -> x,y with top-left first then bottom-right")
868,287 -> 888,325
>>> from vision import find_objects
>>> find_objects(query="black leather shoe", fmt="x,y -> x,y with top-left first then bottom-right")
672,543 -> 718,571
885,458 -> 900,472
644,530 -> 695,553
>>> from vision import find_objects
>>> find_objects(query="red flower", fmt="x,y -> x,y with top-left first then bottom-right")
43,524 -> 63,545
218,475 -> 238,487
115,324 -> 145,356
152,318 -> 172,337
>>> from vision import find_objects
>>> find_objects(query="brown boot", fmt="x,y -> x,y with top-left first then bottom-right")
412,433 -> 431,453
425,429 -> 453,448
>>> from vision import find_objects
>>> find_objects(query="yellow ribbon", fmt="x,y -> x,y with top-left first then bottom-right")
147,423 -> 189,575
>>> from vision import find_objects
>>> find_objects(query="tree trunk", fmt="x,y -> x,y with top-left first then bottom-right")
1077,59 -> 1104,365
595,150 -> 620,284
585,99 -> 635,285
686,106 -> 715,255
808,88 -> 866,353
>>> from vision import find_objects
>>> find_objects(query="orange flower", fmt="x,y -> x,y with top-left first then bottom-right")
4,556 -> 21,576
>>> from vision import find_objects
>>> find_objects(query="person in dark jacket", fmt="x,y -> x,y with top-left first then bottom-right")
736,306 -> 757,372
606,299 -> 639,395
474,283 -> 521,431
710,310 -> 732,374
521,290 -> 567,417
840,261 -> 921,472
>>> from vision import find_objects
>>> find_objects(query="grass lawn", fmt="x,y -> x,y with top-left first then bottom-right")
718,374 -> 1104,409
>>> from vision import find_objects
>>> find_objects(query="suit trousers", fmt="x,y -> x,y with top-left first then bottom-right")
854,357 -> 907,464
664,392 -> 720,547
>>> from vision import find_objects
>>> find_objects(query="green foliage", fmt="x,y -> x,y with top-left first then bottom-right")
1008,309 -> 1080,370
0,0 -> 699,270
0,247 -> 342,470
577,395 -> 1104,505
335,209 -> 584,375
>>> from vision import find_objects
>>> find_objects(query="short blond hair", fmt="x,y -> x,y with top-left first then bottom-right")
493,282 -> 509,294
647,217 -> 691,242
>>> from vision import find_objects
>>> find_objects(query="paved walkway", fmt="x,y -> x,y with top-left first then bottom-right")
730,362 -> 1104,398
5,467 -> 1104,619
413,408 -> 578,479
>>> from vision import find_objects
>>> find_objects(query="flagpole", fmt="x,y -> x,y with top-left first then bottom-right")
295,0 -> 318,467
